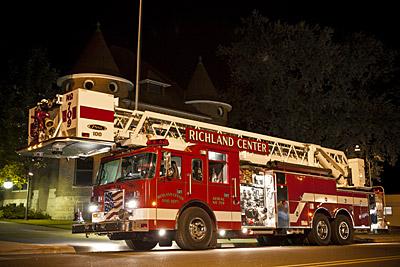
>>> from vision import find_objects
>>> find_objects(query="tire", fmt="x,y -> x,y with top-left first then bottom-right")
308,213 -> 331,246
125,240 -> 158,251
175,207 -> 214,250
331,215 -> 354,245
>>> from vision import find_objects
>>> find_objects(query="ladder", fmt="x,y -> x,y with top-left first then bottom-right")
114,107 -> 349,178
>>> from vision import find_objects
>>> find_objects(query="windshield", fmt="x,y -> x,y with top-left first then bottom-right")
97,153 -> 157,185
98,159 -> 120,185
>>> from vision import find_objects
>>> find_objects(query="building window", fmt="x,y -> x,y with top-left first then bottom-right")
217,107 -> 224,117
209,151 -> 228,183
75,158 -> 94,186
83,80 -> 94,90
147,84 -> 162,95
65,81 -> 71,91
109,82 -> 118,93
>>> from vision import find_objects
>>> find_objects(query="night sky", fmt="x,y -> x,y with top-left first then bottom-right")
2,1 -> 400,192
3,1 -> 399,87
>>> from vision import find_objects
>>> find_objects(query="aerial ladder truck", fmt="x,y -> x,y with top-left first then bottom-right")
18,88 -> 387,250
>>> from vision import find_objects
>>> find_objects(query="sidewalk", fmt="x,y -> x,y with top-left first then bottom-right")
354,229 -> 400,243
0,241 -> 75,255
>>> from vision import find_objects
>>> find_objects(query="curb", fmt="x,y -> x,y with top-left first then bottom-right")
0,241 -> 76,255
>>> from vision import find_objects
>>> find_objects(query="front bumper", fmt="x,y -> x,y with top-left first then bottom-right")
72,220 -> 149,234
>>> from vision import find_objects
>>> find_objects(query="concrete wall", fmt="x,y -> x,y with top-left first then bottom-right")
385,194 -> 400,227
46,158 -> 92,220
0,158 -> 93,220
189,102 -> 228,126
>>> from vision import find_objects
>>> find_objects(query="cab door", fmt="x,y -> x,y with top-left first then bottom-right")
183,154 -> 207,203
156,151 -> 186,229
207,150 -> 237,229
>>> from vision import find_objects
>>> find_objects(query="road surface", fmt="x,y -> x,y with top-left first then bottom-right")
1,242 -> 400,267
1,221 -> 400,266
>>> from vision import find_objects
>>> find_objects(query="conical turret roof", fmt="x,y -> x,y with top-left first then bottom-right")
71,23 -> 121,76
185,56 -> 219,101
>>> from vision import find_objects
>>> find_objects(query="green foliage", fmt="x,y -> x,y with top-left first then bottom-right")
0,204 -> 51,219
0,48 -> 59,166
219,11 -> 400,179
0,204 -> 25,219
0,162 -> 26,189
28,210 -> 51,219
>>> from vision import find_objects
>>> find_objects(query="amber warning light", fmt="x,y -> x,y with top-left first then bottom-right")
146,139 -> 169,147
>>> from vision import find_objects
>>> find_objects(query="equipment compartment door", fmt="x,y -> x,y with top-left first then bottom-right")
276,172 -> 289,228
240,169 -> 276,228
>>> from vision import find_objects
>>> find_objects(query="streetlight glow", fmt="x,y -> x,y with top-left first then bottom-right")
3,181 -> 13,189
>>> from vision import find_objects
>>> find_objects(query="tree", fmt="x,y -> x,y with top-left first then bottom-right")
0,48 -> 59,187
219,11 -> 400,179
0,48 -> 59,166
0,162 -> 26,189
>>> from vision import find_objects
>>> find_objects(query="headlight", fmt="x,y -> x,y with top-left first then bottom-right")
88,203 -> 99,213
126,199 -> 138,209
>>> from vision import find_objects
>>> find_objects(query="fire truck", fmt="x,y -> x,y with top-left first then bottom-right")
18,88 -> 387,250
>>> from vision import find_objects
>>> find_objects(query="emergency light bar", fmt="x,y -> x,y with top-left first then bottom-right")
146,139 -> 169,147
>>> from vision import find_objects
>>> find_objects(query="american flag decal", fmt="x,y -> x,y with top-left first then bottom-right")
104,190 -> 124,220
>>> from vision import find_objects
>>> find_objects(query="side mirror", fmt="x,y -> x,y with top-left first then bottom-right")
162,151 -> 171,177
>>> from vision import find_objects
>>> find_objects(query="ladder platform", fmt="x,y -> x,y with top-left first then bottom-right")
17,137 -> 114,158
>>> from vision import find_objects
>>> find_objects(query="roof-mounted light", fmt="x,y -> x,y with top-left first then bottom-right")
146,139 -> 169,147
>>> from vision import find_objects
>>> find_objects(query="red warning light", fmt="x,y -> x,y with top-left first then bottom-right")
146,139 -> 169,147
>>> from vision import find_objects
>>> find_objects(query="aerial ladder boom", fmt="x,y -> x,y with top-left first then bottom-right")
19,88 -> 351,183
113,107 -> 349,179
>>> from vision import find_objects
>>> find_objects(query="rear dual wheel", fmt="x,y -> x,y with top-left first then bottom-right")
308,213 -> 331,246
331,215 -> 353,245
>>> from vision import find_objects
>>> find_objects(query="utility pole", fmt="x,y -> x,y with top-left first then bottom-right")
24,172 -> 33,220
135,0 -> 143,110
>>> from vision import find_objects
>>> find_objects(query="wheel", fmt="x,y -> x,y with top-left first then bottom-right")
308,213 -> 331,246
175,207 -> 214,250
331,215 -> 354,245
125,240 -> 158,251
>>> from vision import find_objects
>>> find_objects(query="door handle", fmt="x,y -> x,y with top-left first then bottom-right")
233,178 -> 237,198
189,174 -> 192,195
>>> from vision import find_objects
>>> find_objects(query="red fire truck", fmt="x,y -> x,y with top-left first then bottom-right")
18,88 -> 387,250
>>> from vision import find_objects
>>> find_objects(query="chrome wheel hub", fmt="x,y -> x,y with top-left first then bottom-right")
189,217 -> 207,241
317,220 -> 329,240
338,221 -> 350,240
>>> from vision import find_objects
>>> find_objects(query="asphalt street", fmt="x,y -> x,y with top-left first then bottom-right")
1,242 -> 400,267
1,221 -> 400,267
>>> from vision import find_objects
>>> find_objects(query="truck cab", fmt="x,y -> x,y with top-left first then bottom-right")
75,141 -> 242,250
